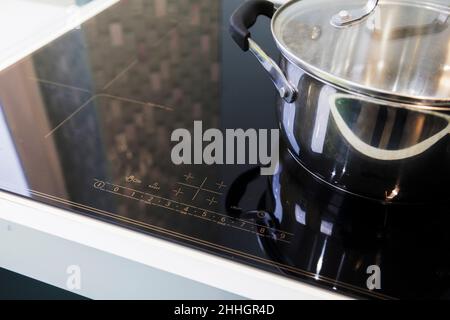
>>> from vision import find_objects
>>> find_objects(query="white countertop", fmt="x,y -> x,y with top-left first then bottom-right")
0,190 -> 346,299
0,0 -> 347,299
0,0 -> 119,72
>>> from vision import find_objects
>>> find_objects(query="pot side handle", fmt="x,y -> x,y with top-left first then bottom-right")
329,94 -> 450,161
229,0 -> 297,103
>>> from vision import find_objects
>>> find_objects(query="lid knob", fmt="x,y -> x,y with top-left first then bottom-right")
338,10 -> 352,21
331,0 -> 379,27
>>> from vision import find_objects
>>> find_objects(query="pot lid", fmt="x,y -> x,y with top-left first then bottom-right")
272,0 -> 450,108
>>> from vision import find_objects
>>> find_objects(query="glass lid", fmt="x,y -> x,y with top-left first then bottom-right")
272,0 -> 450,107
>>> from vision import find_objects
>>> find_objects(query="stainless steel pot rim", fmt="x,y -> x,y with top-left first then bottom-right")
331,92 -> 450,119
271,0 -> 450,110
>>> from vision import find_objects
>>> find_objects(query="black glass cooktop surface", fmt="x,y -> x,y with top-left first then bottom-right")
0,0 -> 449,300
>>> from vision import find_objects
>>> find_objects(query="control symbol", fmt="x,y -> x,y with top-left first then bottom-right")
173,187 -> 184,197
125,175 -> 141,184
149,182 -> 160,191
216,181 -> 227,189
94,181 -> 105,189
183,172 -> 194,182
206,197 -> 218,206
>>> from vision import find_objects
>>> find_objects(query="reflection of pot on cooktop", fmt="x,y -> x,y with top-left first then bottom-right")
226,143 -> 450,299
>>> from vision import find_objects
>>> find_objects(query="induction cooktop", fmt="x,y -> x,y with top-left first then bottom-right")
0,0 -> 449,300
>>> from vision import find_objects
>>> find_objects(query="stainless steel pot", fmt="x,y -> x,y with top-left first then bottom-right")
230,0 -> 450,203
